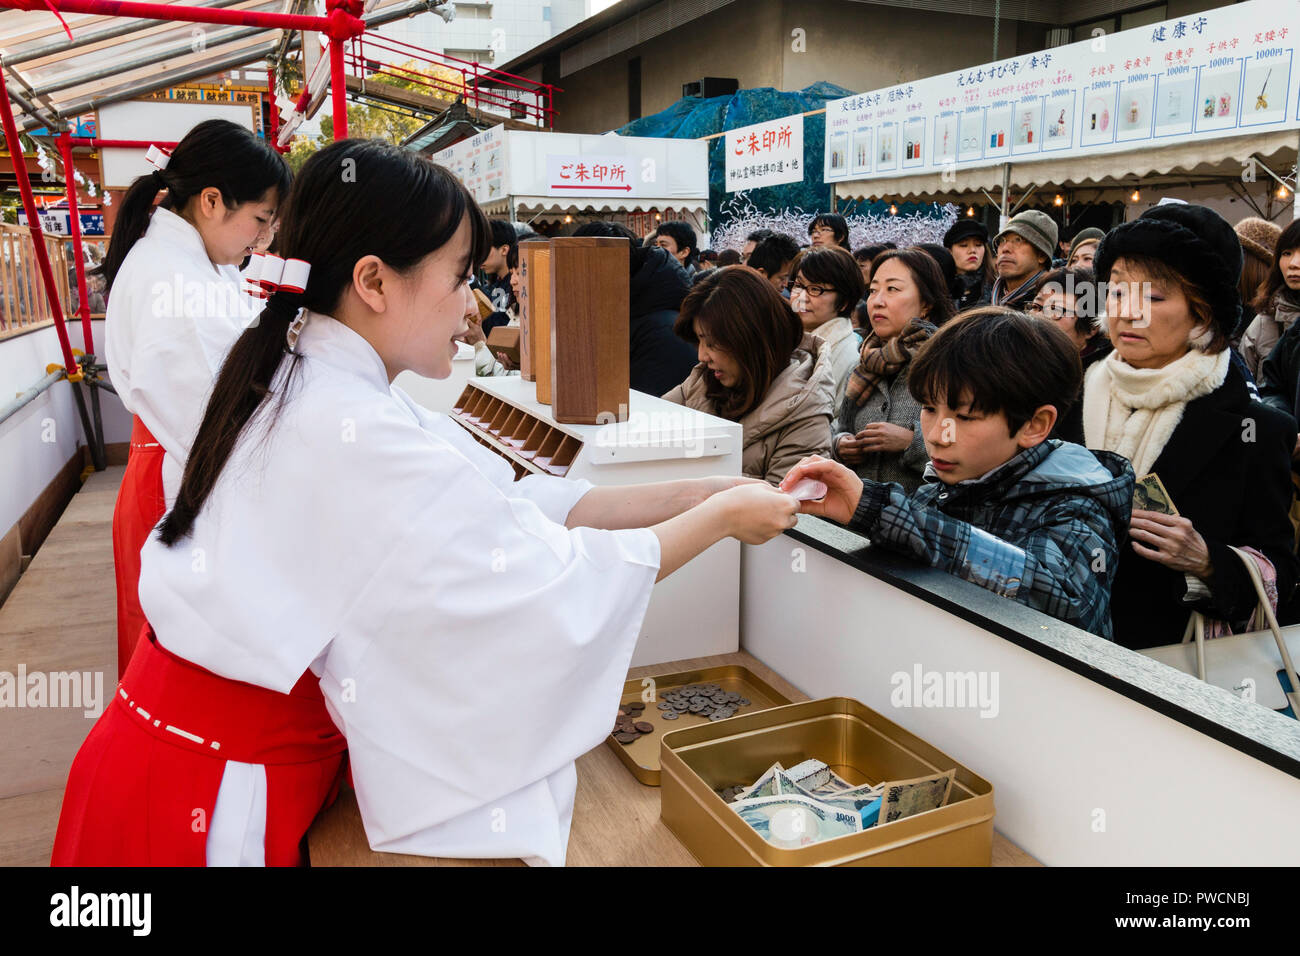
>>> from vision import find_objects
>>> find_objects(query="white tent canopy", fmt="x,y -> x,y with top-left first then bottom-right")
430,126 -> 709,225
835,128 -> 1298,205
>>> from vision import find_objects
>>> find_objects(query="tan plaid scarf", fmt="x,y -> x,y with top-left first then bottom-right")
842,318 -> 936,409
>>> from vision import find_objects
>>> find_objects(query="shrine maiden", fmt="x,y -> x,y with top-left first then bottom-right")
103,120 -> 288,676
53,140 -> 799,867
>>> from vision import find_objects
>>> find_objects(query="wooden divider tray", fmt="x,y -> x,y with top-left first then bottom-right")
449,383 -> 584,478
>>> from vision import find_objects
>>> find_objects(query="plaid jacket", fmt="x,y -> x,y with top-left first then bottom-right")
848,440 -> 1135,639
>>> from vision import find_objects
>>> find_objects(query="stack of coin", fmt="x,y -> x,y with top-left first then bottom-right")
715,785 -> 749,804
654,683 -> 750,722
611,701 -> 654,744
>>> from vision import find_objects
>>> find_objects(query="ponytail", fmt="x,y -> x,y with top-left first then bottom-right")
157,293 -> 303,546
101,119 -> 290,291
158,138 -> 491,545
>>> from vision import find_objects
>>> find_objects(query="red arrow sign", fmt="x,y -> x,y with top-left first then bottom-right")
551,183 -> 633,191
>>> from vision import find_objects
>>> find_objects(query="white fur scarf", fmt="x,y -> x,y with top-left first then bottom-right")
1082,348 -> 1230,478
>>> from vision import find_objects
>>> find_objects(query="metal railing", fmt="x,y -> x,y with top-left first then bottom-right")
0,225 -> 108,340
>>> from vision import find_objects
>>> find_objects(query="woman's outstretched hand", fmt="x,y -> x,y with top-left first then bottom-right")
778,455 -> 865,525
710,482 -> 800,545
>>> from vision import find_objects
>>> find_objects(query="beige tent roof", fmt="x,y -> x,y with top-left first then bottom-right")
1,0 -> 423,133
835,130 -> 1299,203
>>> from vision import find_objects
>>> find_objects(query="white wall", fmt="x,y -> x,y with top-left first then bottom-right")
0,322 -> 130,537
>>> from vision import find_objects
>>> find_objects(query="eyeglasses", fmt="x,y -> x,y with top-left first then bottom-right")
1025,301 -> 1078,320
792,281 -> 833,297
809,225 -> 834,235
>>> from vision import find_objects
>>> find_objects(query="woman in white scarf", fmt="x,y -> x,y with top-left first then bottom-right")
1083,203 -> 1298,649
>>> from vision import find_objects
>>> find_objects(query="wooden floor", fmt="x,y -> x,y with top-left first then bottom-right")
1,466 -> 1040,867
0,466 -> 121,867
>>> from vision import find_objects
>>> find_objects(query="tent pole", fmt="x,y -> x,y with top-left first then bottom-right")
58,131 -> 105,471
0,63 -> 99,462
1000,162 -> 1011,228
329,33 -> 348,138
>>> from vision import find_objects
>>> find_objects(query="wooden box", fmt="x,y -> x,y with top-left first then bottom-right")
549,237 -> 630,425
485,325 -> 520,366
519,243 -> 551,395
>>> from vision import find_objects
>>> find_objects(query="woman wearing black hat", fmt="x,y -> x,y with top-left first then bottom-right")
1082,203 -> 1298,650
942,219 -> 993,312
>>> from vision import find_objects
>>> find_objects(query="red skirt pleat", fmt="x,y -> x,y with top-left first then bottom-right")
111,416 -> 166,679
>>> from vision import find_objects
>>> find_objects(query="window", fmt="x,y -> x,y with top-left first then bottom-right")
1120,5 -> 1167,31
543,5 -> 551,20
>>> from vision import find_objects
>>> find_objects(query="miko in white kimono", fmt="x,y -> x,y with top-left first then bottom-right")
53,140 -> 800,867
101,120 -> 288,677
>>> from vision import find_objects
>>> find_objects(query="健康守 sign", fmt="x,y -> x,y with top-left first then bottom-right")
822,0 -> 1299,185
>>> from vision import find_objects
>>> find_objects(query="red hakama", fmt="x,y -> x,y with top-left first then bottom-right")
111,416 -> 167,678
51,627 -> 347,866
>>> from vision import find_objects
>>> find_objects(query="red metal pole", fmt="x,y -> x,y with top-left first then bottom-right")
0,0 -> 337,32
329,34 -> 347,139
58,131 -> 94,356
266,66 -> 283,152
67,138 -> 178,148
0,70 -> 79,376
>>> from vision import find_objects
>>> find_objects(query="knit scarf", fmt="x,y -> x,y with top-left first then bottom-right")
842,318 -> 936,409
1082,347 -> 1229,478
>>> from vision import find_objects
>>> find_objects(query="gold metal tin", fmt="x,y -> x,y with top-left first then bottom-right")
660,697 -> 995,866
606,665 -> 794,786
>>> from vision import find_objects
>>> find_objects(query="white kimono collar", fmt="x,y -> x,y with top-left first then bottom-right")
295,311 -> 391,390
146,206 -> 222,275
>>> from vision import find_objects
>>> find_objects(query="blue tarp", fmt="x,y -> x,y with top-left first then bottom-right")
616,82 -> 855,225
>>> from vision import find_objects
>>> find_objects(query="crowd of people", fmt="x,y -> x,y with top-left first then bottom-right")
472,202 -> 1300,650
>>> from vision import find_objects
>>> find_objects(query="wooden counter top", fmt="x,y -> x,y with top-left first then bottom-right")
307,650 -> 1042,867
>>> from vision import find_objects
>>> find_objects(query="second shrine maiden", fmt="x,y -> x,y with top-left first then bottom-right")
53,140 -> 800,867
102,120 -> 288,677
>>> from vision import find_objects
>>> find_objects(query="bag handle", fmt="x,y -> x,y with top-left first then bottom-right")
1224,546 -> 1300,715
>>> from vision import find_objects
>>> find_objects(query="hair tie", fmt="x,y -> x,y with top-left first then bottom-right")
284,306 -> 310,354
145,144 -> 171,171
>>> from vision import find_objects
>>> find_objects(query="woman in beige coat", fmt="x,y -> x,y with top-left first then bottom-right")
663,267 -> 835,484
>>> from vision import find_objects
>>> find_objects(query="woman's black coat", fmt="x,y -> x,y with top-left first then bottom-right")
1105,360 -> 1298,649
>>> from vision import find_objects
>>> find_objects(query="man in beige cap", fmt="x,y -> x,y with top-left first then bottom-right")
991,209 -> 1059,309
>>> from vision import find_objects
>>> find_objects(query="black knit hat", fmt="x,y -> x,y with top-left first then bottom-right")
1093,203 -> 1243,339
943,218 -> 989,249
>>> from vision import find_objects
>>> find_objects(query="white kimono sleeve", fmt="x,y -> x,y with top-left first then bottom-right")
317,434 -> 659,867
108,265 -> 252,503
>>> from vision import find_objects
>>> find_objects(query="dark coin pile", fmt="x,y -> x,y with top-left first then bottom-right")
654,683 -> 750,722
715,785 -> 749,804
611,701 -> 654,744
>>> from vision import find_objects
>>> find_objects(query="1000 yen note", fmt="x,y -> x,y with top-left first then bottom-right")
1133,472 -> 1178,516
879,769 -> 956,826
737,762 -> 785,801
733,794 -> 862,848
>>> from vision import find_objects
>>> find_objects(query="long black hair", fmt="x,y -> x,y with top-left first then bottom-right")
158,139 -> 491,545
101,119 -> 291,291
1253,219 -> 1300,313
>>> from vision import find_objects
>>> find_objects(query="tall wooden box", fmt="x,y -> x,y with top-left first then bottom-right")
519,242 -> 551,398
549,237 -> 630,424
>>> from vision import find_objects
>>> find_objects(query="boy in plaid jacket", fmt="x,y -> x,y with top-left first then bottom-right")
781,307 -> 1134,639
